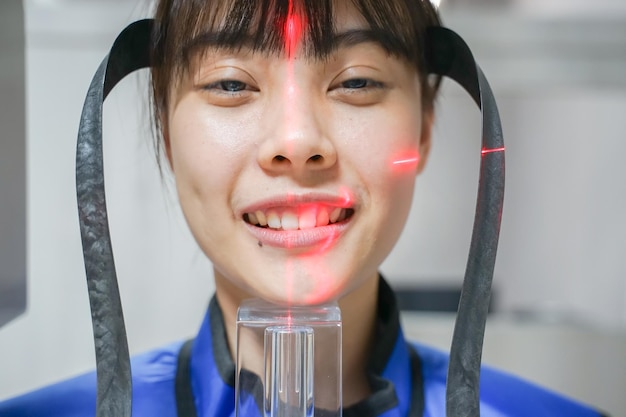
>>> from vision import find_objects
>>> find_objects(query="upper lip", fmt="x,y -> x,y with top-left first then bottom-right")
238,191 -> 355,216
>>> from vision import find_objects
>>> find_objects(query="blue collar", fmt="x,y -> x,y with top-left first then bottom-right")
187,278 -> 424,417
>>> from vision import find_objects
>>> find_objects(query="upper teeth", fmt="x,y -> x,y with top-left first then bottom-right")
246,206 -> 349,230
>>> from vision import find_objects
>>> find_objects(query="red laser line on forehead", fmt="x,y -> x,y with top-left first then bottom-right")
284,0 -> 304,58
282,0 -> 302,161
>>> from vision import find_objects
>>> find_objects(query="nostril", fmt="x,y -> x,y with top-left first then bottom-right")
308,154 -> 323,162
274,155 -> 288,162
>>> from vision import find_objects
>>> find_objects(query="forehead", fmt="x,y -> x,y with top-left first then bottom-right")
323,1 -> 366,30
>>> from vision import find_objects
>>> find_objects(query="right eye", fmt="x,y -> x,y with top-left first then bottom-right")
204,80 -> 249,93
340,78 -> 371,89
198,77 -> 259,107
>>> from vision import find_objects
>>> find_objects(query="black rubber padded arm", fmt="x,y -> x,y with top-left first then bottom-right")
426,27 -> 505,417
76,19 -> 153,417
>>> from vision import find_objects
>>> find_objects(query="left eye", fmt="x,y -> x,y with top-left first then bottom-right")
211,80 -> 248,92
342,78 -> 379,89
341,78 -> 368,89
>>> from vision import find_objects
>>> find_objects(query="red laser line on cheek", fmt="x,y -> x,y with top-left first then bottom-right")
390,149 -> 421,174
393,157 -> 420,166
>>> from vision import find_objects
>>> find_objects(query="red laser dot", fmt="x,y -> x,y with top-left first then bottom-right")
338,186 -> 353,207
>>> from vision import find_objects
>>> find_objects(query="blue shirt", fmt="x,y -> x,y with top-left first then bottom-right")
0,280 -> 607,417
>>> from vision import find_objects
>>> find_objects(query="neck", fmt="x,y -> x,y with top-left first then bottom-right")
214,271 -> 380,407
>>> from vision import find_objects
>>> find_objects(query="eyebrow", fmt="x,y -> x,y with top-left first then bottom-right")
184,28 -> 396,59
332,29 -> 393,50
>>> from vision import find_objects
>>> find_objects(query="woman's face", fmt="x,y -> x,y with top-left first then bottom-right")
165,4 -> 432,305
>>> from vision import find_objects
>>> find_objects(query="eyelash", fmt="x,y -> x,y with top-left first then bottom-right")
204,78 -> 384,93
203,80 -> 255,95
338,78 -> 385,90
199,76 -> 386,109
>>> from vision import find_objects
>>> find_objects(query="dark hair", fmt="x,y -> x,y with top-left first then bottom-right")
150,0 -> 441,158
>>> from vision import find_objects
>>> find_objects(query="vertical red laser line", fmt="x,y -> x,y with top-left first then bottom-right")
281,6 -> 342,305
284,1 -> 303,304
285,1 -> 302,59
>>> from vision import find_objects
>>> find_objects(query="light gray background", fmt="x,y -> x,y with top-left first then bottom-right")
0,0 -> 624,415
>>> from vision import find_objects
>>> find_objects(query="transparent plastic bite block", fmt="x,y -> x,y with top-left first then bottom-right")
236,299 -> 342,417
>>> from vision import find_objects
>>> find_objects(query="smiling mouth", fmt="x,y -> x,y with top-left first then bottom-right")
243,206 -> 355,231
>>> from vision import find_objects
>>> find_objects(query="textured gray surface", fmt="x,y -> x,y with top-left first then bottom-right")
77,54 -> 132,417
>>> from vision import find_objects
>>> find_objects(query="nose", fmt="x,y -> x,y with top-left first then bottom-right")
257,87 -> 337,176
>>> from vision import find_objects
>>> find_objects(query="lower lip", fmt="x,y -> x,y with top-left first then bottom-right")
243,220 -> 350,250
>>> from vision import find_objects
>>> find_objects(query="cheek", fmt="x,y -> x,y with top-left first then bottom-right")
167,100 -> 256,196
336,105 -> 423,186
169,109 -> 224,158
346,105 -> 422,238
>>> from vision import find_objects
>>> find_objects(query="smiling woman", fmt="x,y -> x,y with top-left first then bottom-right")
166,39 -> 430,305
160,3 -> 437,408
0,0 -> 611,417
154,0 -> 439,314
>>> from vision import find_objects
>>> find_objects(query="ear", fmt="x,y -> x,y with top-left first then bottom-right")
416,108 -> 434,174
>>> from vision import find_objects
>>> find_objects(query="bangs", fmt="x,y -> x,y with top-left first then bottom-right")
182,0 -> 336,58
152,0 -> 440,77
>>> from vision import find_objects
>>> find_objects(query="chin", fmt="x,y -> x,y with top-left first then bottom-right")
249,271 -> 347,307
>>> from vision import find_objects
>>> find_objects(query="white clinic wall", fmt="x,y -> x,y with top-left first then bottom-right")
382,8 -> 626,327
0,1 -> 625,414
383,85 -> 626,326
